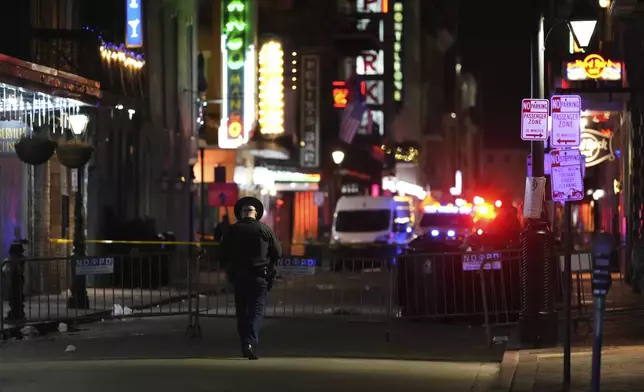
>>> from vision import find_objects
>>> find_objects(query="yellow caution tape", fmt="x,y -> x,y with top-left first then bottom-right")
48,238 -> 396,247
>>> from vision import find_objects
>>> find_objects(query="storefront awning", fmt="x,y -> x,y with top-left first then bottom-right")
0,52 -> 100,106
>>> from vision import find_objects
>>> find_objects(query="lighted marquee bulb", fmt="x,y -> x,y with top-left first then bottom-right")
258,40 -> 285,135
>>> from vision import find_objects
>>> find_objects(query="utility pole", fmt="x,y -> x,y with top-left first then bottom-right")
519,0 -> 557,351
531,16 -> 546,176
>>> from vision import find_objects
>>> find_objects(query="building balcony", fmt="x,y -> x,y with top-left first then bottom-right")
30,29 -> 146,101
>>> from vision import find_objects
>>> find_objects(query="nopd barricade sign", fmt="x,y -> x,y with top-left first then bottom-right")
75,257 -> 115,275
461,252 -> 502,271
276,258 -> 317,276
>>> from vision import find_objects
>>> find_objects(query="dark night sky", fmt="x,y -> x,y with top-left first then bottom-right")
459,0 -> 535,148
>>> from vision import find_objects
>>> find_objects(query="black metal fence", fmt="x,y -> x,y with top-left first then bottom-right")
1,244 -> 639,344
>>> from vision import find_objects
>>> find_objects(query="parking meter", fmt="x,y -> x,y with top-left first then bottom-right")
590,233 -> 614,392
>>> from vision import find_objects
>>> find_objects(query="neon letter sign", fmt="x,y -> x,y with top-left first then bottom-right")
393,1 -> 403,102
221,0 -> 247,148
566,54 -> 622,81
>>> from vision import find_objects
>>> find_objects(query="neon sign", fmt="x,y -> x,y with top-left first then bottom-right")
579,129 -> 615,167
393,1 -> 403,102
258,41 -> 285,135
125,0 -> 142,48
0,121 -> 26,154
332,81 -> 349,108
566,54 -> 622,81
219,0 -> 249,149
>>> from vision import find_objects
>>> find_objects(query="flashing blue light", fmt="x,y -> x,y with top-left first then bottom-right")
431,230 -> 440,237
447,230 -> 456,237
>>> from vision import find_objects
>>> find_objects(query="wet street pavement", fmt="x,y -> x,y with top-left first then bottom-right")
0,316 -> 506,391
0,357 -> 498,392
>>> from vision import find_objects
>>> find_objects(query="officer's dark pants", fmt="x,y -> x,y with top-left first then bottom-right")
234,273 -> 268,347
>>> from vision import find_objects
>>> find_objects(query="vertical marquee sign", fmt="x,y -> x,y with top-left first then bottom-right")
125,0 -> 143,48
219,0 -> 251,149
393,0 -> 404,103
300,55 -> 320,168
355,0 -> 385,136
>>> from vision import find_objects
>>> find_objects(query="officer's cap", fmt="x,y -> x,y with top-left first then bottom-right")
234,196 -> 264,220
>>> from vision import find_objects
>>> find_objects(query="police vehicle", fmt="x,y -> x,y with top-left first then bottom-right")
330,195 -> 414,259
417,204 -> 476,244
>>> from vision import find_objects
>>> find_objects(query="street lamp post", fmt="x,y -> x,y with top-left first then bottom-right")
67,113 -> 91,309
526,3 -> 598,388
331,150 -> 345,211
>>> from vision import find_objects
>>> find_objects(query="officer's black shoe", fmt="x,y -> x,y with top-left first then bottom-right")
245,344 -> 259,360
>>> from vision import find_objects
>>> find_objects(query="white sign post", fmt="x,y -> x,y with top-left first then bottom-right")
550,95 -> 582,148
521,99 -> 549,141
550,149 -> 584,202
523,176 -> 547,219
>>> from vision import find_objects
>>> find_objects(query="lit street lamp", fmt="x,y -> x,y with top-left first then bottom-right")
332,150 -> 345,165
526,2 -> 598,389
330,150 -> 345,211
569,20 -> 598,50
67,113 -> 91,309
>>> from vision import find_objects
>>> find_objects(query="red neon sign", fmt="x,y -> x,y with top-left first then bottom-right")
332,81 -> 349,108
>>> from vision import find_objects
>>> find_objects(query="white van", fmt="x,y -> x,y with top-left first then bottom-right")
331,196 -> 414,246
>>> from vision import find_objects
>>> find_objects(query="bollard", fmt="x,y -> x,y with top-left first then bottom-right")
539,227 -> 558,347
590,233 -> 614,392
4,233 -> 27,322
519,221 -> 557,348
186,249 -> 204,339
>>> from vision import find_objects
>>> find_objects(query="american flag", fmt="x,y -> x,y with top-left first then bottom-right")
339,74 -> 366,144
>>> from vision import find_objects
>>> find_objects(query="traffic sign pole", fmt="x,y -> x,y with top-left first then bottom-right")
519,19 -> 557,351
550,147 -> 584,391
563,201 -> 572,389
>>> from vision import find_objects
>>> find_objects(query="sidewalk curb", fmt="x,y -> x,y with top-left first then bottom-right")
485,350 -> 519,392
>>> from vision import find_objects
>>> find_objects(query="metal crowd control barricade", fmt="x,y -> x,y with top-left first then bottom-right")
0,237 -> 537,349
475,250 -> 522,346
193,242 -> 396,321
397,249 -> 521,325
0,246 -> 201,338
556,249 -> 594,335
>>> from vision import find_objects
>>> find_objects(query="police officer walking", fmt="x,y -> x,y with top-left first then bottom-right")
220,197 -> 282,360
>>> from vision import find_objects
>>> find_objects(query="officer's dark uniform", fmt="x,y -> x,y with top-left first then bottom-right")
220,199 -> 281,360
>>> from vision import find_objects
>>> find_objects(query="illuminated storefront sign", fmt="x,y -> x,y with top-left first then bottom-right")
0,121 -> 26,154
579,129 -> 615,167
300,55 -> 320,168
566,54 -> 622,81
258,40 -> 284,135
393,1 -> 403,102
355,0 -> 386,136
356,0 -> 386,13
219,0 -> 255,149
125,0 -> 143,48
382,176 -> 427,199
234,166 -> 321,187
332,81 -> 349,108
